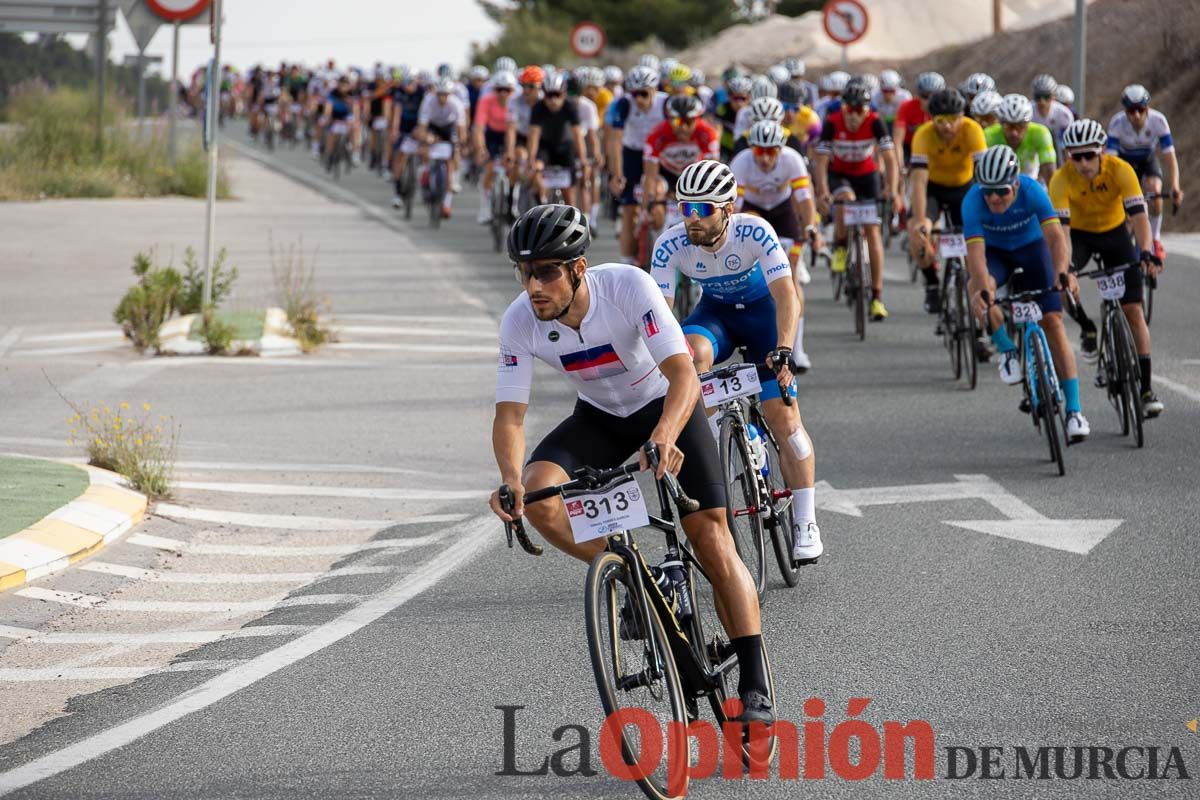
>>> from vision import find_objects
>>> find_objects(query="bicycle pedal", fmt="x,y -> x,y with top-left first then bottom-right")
1094,375 -> 1107,388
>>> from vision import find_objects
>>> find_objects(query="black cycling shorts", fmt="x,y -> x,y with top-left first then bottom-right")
926,180 -> 972,227
538,144 -> 575,169
430,122 -> 456,143
529,396 -> 726,515
743,198 -> 802,243
829,170 -> 880,201
1068,224 -> 1143,305
1126,154 -> 1163,182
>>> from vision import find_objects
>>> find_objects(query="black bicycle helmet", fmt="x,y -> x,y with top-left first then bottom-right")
927,88 -> 966,116
507,204 -> 591,264
667,93 -> 704,120
841,78 -> 870,107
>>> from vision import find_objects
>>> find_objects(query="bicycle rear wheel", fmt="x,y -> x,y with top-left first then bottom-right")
761,428 -> 799,588
1032,339 -> 1065,475
586,551 -> 689,800
1112,310 -> 1145,448
718,415 -> 766,603
852,233 -> 867,341
429,163 -> 445,229
943,266 -> 961,378
958,273 -> 978,389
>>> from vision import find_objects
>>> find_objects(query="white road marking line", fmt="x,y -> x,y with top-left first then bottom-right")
0,515 -> 495,795
78,562 -> 396,584
172,460 -> 470,478
21,330 -> 124,344
9,343 -> 128,357
337,325 -> 496,339
0,327 -> 24,358
336,313 -> 495,326
14,587 -> 358,613
326,342 -> 496,354
154,503 -> 391,531
0,625 -> 309,645
1153,375 -> 1200,404
172,480 -> 488,500
127,532 -> 447,556
0,661 -> 246,682
121,356 -> 367,369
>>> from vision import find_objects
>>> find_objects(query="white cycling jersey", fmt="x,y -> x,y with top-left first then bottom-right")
417,93 -> 466,128
607,91 -> 668,151
1105,109 -> 1174,161
496,265 -> 688,418
730,147 -> 812,210
1032,99 -> 1074,139
576,95 -> 600,134
507,94 -> 540,137
871,88 -> 911,121
733,105 -> 754,140
650,214 -> 791,305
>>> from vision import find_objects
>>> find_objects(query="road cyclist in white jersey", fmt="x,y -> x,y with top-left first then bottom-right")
730,120 -> 823,369
489,203 -> 777,725
1106,84 -> 1185,261
649,160 -> 823,566
1030,74 -> 1074,158
605,65 -> 668,266
414,78 -> 468,219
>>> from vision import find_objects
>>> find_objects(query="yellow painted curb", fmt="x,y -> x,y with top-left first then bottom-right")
0,460 -> 148,592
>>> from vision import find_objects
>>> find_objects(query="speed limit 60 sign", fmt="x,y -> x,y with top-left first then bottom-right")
570,21 -> 606,58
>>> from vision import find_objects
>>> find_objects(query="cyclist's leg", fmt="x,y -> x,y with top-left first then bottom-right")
1065,228 -> 1100,342
681,304 -> 735,433
618,147 -> 643,264
829,174 -> 855,270
1139,157 -> 1165,241
856,172 -> 886,296
649,175 -> 669,230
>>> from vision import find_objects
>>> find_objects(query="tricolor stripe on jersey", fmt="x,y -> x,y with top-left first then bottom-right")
559,344 -> 627,381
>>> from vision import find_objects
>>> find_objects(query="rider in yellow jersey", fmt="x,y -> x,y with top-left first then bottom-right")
1049,118 -> 1164,417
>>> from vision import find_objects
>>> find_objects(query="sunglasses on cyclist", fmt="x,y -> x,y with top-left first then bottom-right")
1068,150 -> 1100,163
751,145 -> 780,157
495,87 -> 512,94
544,91 -> 564,99
1033,93 -> 1053,101
521,83 -> 540,90
1126,105 -> 1148,114
632,90 -> 651,99
679,201 -> 719,218
730,94 -> 748,102
981,185 -> 1013,197
670,116 -> 698,127
783,103 -> 799,113
844,104 -> 869,114
514,260 -> 572,285
933,113 -> 962,124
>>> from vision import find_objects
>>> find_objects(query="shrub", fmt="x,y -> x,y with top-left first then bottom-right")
200,306 -> 237,355
178,246 -> 237,316
65,400 -> 179,499
113,251 -> 182,352
270,233 -> 335,352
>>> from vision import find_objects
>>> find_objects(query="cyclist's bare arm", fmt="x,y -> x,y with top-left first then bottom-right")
645,353 -> 702,478
527,126 -> 542,166
767,274 -> 799,364
908,168 -> 929,225
881,148 -> 900,198
1162,149 -> 1183,202
490,401 -> 529,520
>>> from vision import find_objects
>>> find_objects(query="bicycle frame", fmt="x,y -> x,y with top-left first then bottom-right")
1020,319 -> 1062,415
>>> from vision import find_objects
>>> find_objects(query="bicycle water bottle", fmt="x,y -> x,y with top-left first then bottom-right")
650,565 -> 674,607
747,424 -> 768,476
661,555 -> 693,623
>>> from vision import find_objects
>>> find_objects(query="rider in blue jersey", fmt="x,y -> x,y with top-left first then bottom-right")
963,145 -> 1089,442
650,160 -> 824,566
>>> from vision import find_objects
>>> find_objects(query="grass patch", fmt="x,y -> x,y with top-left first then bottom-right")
188,309 -> 265,342
0,456 -> 89,538
0,83 -> 230,200
270,234 -> 335,352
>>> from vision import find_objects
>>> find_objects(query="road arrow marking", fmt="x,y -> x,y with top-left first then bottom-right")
815,473 -> 1122,554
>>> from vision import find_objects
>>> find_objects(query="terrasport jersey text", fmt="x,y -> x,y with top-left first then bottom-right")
650,214 -> 791,305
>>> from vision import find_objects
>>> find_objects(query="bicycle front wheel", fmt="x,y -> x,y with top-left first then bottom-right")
959,273 -> 978,390
718,415 -> 766,603
1032,339 -> 1065,475
586,551 -> 689,800
853,234 -> 867,341
762,428 -> 799,588
1112,310 -> 1145,448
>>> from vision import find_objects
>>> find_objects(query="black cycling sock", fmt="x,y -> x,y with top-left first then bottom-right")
872,287 -> 882,301
1068,301 -> 1096,333
394,179 -> 404,195
921,266 -> 938,287
1139,356 -> 1152,393
732,634 -> 769,698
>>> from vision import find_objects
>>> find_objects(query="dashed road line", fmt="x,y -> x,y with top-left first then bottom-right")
337,325 -> 495,338
172,480 -> 488,500
14,587 -> 358,613
1153,374 -> 1200,404
0,625 -> 309,645
77,562 -> 397,584
326,342 -> 496,354
9,343 -> 127,358
20,330 -> 123,344
0,328 -> 23,359
127,532 -> 447,556
0,660 -> 247,682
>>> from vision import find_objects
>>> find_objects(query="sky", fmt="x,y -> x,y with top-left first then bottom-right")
71,0 -> 500,79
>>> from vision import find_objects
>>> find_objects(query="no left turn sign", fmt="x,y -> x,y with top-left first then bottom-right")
144,0 -> 210,22
822,0 -> 868,46
570,21 -> 606,59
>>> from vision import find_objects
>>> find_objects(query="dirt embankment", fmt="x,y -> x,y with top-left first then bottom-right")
847,0 -> 1200,231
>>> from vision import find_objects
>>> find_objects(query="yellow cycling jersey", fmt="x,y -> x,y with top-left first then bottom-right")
594,87 -> 614,121
793,105 -> 821,134
1048,154 -> 1146,234
910,117 -> 986,187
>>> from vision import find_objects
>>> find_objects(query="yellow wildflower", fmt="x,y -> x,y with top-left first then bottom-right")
143,402 -> 151,411
120,402 -> 129,410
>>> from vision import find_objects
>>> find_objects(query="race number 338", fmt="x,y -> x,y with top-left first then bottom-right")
565,476 -> 649,544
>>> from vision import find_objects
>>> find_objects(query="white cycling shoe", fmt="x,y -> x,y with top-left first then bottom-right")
392,195 -> 402,209
998,351 -> 1022,385
794,260 -> 812,285
791,522 -> 823,565
1066,412 -> 1090,443
477,205 -> 492,224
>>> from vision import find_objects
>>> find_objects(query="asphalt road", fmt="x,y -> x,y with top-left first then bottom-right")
1,124 -> 1198,798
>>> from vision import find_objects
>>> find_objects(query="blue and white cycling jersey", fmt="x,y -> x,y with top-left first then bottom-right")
649,213 -> 791,305
1105,109 -> 1174,162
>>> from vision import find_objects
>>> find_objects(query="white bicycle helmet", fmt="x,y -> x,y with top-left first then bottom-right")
727,76 -> 753,97
971,90 -> 1003,119
542,71 -> 567,94
996,93 -> 1033,124
625,65 -> 658,91
434,77 -> 455,94
748,120 -> 787,149
915,71 -> 945,96
748,96 -> 784,123
638,54 -> 660,71
860,73 -> 880,94
976,144 -> 1021,187
689,68 -> 706,88
750,74 -> 777,99
676,160 -> 738,204
784,57 -> 805,78
1121,84 -> 1150,108
1062,118 -> 1107,150
879,69 -> 902,90
604,65 -> 623,84
469,65 -> 489,81
584,67 -> 605,88
819,70 -> 850,93
491,70 -> 517,91
1031,73 -> 1058,96
1055,85 -> 1075,106
494,56 -> 517,74
767,64 -> 790,86
961,72 -> 995,97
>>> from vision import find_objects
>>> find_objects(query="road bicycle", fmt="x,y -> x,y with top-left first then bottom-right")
324,122 -> 353,180
934,222 -> 979,389
488,162 -> 513,252
832,198 -> 877,341
1139,191 -> 1177,325
424,141 -> 453,229
983,275 -> 1069,476
1073,257 -> 1146,448
699,362 -> 801,603
499,443 -> 778,800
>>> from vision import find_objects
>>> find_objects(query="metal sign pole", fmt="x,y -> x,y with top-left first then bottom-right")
96,0 -> 108,157
202,0 -> 222,309
1072,0 -> 1087,114
841,44 -> 848,69
135,45 -> 146,119
168,20 -> 179,162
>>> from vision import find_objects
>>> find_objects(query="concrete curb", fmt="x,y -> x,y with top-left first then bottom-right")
158,307 -> 302,357
0,462 -> 148,592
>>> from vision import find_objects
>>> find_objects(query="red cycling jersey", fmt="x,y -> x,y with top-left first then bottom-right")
815,109 -> 892,177
643,119 -> 720,176
894,98 -> 930,144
